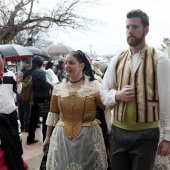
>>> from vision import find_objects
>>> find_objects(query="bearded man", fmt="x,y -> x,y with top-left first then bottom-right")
100,9 -> 170,170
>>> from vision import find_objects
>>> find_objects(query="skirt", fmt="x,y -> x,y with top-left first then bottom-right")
46,125 -> 108,170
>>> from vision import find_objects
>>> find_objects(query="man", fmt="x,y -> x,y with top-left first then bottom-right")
100,9 -> 170,170
0,52 -> 28,169
26,55 -> 52,145
18,62 -> 31,132
54,59 -> 66,82
0,51 -> 23,132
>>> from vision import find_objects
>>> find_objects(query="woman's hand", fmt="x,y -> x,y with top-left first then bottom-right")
43,137 -> 50,153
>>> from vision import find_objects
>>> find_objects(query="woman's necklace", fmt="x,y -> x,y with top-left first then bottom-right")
68,75 -> 84,88
69,75 -> 84,84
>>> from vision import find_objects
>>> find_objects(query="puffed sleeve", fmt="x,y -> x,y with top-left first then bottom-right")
46,95 -> 60,126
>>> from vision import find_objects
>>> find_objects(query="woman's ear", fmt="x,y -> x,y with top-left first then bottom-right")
81,63 -> 85,70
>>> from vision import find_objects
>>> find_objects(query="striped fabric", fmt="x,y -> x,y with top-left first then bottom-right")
114,46 -> 159,123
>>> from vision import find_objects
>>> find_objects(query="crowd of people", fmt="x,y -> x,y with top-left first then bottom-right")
0,9 -> 170,170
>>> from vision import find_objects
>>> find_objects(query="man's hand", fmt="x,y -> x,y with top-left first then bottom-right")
115,85 -> 135,102
157,140 -> 170,156
16,72 -> 23,83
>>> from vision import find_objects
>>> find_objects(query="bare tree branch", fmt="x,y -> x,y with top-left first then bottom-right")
0,0 -> 101,44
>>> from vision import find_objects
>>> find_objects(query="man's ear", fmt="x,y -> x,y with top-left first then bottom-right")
144,26 -> 149,36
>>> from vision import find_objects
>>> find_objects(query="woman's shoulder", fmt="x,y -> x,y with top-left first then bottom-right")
88,78 -> 101,86
52,80 -> 68,96
77,77 -> 100,97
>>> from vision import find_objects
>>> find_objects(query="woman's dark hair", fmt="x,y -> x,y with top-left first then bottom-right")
45,61 -> 54,70
69,50 -> 94,81
127,9 -> 149,27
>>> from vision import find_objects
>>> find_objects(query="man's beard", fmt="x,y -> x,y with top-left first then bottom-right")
127,34 -> 144,47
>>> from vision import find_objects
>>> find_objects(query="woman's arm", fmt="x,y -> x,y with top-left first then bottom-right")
43,125 -> 53,152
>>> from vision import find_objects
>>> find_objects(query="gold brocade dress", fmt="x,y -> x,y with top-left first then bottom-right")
46,76 -> 108,170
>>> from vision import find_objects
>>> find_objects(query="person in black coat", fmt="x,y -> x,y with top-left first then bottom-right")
26,55 -> 52,145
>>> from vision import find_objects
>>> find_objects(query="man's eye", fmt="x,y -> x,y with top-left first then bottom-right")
133,26 -> 138,29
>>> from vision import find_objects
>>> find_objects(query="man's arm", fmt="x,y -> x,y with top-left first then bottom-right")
100,56 -> 118,106
157,50 -> 170,156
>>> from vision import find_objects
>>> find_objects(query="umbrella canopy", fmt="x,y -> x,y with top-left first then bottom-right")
0,44 -> 33,62
83,51 -> 94,64
46,44 -> 73,57
25,46 -> 50,61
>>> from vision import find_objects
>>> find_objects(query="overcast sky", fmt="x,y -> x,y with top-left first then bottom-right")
46,0 -> 170,56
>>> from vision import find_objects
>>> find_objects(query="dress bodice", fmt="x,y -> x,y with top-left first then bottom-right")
48,76 -> 105,139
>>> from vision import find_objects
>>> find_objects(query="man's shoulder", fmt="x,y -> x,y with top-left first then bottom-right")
111,49 -> 129,64
32,68 -> 45,77
154,48 -> 169,63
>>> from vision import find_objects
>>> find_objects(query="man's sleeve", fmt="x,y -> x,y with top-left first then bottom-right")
157,50 -> 170,141
100,56 -> 118,106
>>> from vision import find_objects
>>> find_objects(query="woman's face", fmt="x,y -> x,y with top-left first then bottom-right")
65,54 -> 84,79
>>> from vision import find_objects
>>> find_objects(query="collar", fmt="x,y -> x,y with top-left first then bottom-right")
129,44 -> 149,56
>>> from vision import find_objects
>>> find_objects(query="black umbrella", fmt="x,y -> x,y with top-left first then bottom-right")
25,46 -> 50,61
0,44 -> 33,62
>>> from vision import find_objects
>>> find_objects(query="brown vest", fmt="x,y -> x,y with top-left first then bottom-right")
114,46 -> 159,122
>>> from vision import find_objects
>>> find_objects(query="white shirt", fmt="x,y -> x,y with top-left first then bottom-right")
100,49 -> 170,141
0,69 -> 22,114
44,68 -> 59,86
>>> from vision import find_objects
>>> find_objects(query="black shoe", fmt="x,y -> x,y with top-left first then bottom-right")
26,139 -> 39,145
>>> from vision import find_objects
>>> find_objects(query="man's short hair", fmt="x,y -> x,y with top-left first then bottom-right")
127,9 -> 149,27
58,60 -> 65,65
32,55 -> 44,68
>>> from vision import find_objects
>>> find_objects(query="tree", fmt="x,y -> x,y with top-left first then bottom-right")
0,0 -> 100,44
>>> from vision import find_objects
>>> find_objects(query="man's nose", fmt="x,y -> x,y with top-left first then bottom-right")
128,26 -> 134,33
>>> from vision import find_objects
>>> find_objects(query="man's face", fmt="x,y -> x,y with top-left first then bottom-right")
59,63 -> 64,69
126,17 -> 148,47
25,65 -> 31,71
0,55 -> 5,71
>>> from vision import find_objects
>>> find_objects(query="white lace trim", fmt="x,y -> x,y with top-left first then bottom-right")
66,162 -> 83,170
52,75 -> 101,98
46,126 -> 108,170
93,126 -> 108,169
46,112 -> 59,126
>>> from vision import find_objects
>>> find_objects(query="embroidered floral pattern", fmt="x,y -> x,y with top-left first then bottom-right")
52,75 -> 100,98
66,162 -> 83,170
46,127 -> 59,170
93,126 -> 108,170
46,112 -> 59,126
46,126 -> 108,170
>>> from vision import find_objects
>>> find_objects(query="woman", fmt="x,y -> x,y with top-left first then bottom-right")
44,61 -> 59,86
92,60 -> 103,78
43,50 -> 108,169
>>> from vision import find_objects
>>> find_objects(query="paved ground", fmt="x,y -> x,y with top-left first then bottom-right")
22,125 -> 44,170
